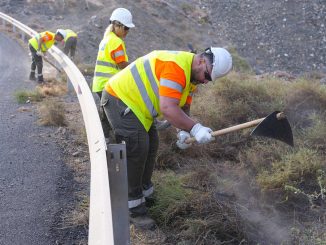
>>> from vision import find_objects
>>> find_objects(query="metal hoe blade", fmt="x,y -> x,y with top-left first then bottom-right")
250,111 -> 294,146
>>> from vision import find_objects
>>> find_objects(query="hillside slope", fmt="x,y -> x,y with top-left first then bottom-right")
1,0 -> 325,75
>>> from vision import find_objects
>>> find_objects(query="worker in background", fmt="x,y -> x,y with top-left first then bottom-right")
28,30 -> 64,82
92,7 -> 135,139
55,29 -> 78,59
92,7 -> 134,98
101,47 -> 232,229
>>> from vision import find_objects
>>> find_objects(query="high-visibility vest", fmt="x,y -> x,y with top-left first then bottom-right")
92,32 -> 128,92
64,29 -> 77,42
106,50 -> 194,131
28,31 -> 55,52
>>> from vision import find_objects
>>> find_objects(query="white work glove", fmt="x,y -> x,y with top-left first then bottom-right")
154,119 -> 171,131
36,50 -> 44,57
176,130 -> 192,150
190,123 -> 214,144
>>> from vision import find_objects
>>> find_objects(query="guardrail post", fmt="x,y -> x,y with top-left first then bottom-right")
2,19 -> 5,27
21,32 -> 25,42
13,25 -> 16,32
107,142 -> 130,245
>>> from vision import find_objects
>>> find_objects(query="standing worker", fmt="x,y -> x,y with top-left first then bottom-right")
101,47 -> 232,229
92,7 -> 135,98
92,7 -> 135,139
28,30 -> 64,82
55,29 -> 78,59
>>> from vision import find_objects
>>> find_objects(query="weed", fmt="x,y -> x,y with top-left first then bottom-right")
14,90 -> 43,103
38,99 -> 66,126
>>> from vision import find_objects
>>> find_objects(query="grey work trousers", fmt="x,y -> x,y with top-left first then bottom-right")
29,44 -> 43,75
101,90 -> 159,204
63,37 -> 77,58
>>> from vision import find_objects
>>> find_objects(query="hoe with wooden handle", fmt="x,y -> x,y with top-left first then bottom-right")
185,111 -> 294,146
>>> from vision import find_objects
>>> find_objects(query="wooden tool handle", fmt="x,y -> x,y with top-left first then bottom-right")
184,112 -> 284,144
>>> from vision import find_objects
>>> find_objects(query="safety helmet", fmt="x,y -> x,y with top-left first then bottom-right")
208,47 -> 232,81
110,8 -> 135,28
56,29 -> 66,39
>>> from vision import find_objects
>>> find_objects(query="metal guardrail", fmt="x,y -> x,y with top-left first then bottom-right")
0,12 -> 115,245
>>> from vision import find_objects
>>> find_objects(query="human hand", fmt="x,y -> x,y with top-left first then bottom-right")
176,130 -> 192,149
190,123 -> 214,144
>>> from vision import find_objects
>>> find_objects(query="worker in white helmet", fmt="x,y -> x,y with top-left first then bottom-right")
92,7 -> 135,138
101,47 -> 232,229
92,7 -> 135,96
56,29 -> 78,59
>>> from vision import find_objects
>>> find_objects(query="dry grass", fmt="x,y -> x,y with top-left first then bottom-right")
37,98 -> 66,126
38,77 -> 67,96
154,72 -> 326,244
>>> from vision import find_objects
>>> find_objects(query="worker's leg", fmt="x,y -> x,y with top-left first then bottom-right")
29,44 -> 37,80
102,90 -> 147,202
142,125 -> 159,200
69,38 -> 77,59
102,90 -> 156,229
63,38 -> 71,56
96,91 -> 112,140
36,56 -> 43,82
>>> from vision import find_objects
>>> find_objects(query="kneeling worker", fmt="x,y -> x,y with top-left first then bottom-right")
28,30 -> 64,82
101,47 -> 232,229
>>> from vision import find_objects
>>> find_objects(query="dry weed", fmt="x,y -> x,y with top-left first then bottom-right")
38,99 -> 66,126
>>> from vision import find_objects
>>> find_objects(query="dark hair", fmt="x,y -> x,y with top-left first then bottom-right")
201,48 -> 214,64
56,32 -> 64,39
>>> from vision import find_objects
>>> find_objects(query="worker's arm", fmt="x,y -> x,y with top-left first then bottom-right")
160,96 -> 195,132
117,61 -> 129,69
181,104 -> 190,116
37,37 -> 43,52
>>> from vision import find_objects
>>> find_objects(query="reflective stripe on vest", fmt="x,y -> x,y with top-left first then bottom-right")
96,60 -> 118,69
160,78 -> 183,93
113,50 -> 125,58
130,60 -> 158,118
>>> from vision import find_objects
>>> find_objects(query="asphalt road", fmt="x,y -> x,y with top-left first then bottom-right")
0,32 -> 65,244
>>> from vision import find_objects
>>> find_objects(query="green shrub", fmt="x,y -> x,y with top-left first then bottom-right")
15,90 -> 43,103
150,171 -> 191,225
257,148 -> 324,191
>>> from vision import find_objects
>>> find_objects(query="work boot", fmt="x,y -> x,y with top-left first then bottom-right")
145,196 -> 156,208
29,71 -> 36,81
37,75 -> 44,83
129,203 -> 156,230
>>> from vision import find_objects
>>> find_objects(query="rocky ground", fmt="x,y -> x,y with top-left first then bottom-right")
1,0 -> 325,75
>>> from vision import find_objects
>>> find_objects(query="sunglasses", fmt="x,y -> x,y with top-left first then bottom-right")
115,21 -> 130,31
204,62 -> 212,81
119,24 -> 129,31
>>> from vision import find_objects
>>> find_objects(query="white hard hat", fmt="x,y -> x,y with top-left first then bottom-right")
209,47 -> 232,80
110,8 -> 135,28
56,29 -> 66,38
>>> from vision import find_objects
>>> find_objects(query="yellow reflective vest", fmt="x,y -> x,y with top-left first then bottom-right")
64,29 -> 77,42
28,31 -> 55,52
92,32 -> 128,92
106,50 -> 194,131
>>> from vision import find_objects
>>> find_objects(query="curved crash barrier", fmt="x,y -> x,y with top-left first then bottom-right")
0,12 -> 115,245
